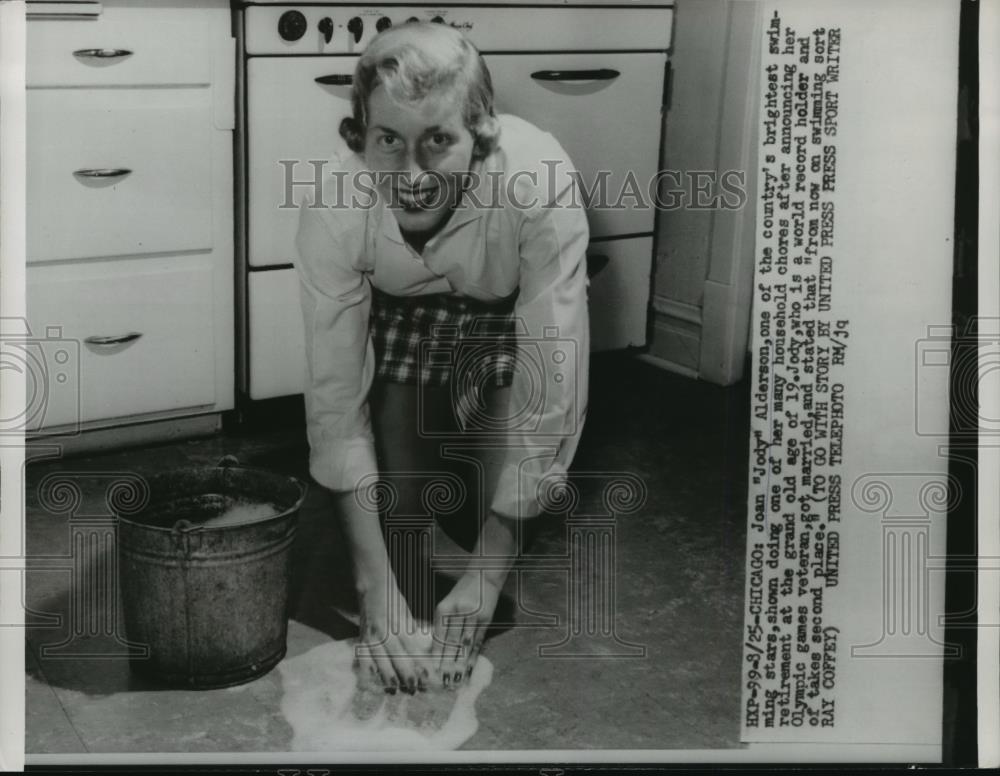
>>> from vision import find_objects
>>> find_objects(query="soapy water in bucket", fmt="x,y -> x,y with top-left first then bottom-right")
135,494 -> 281,530
201,500 -> 278,528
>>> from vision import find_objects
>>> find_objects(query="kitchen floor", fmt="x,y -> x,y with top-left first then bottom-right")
23,353 -> 750,754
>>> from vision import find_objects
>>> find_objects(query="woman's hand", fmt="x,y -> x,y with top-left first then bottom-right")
430,508 -> 520,688
356,579 -> 435,694
431,569 -> 505,688
336,484 -> 435,694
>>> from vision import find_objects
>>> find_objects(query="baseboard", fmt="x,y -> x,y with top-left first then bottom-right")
636,352 -> 699,379
645,301 -> 702,376
26,413 -> 223,462
650,294 -> 703,325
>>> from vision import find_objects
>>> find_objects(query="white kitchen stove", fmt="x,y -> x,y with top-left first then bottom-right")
235,1 -> 674,401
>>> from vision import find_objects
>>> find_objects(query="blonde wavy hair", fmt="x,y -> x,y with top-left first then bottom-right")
340,21 -> 501,160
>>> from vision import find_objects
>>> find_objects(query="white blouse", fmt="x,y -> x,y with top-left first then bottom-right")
293,114 -> 590,519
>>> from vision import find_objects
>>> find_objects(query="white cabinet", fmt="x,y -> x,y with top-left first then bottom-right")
26,256 -> 218,429
26,0 -> 234,434
27,89 -> 214,263
27,3 -> 212,88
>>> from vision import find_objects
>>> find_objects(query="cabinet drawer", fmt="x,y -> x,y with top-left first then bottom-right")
27,88 -> 213,263
27,4 -> 211,88
26,256 -> 217,430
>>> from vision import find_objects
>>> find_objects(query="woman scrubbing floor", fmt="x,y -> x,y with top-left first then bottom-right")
293,20 -> 589,695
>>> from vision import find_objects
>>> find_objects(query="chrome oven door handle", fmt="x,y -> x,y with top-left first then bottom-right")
315,74 -> 353,86
84,332 -> 143,347
531,68 -> 621,82
74,168 -> 132,178
73,48 -> 133,60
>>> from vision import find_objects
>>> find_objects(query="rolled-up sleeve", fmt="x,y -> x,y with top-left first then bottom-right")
293,202 -> 378,493
489,153 -> 591,519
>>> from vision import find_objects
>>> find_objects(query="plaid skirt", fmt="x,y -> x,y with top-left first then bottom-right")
369,287 -> 518,428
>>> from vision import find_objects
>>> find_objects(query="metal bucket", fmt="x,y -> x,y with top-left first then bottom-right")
116,456 -> 307,689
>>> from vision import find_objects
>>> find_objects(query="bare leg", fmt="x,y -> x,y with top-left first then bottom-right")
428,384 -> 527,684
447,385 -> 543,553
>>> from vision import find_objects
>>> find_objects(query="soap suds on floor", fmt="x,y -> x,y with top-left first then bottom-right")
277,636 -> 493,751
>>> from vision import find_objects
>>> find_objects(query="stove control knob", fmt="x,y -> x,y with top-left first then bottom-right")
407,16 -> 419,23
347,16 -> 364,43
376,16 -> 392,33
277,10 -> 307,42
431,16 -> 444,24
318,17 -> 334,44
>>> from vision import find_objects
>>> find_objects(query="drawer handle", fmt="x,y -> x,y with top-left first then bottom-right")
315,74 -> 353,86
74,168 -> 132,179
84,332 -> 143,347
73,48 -> 133,60
586,254 -> 610,278
531,68 -> 620,82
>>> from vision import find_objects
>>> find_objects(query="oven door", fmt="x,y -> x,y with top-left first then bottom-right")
485,52 -> 667,240
486,52 -> 666,350
247,56 -> 356,268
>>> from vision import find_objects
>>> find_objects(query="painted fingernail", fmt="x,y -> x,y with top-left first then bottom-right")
453,671 -> 463,684
443,673 -> 451,688
384,685 -> 397,695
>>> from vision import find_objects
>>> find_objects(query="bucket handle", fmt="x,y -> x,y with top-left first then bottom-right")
216,455 -> 241,494
171,518 -> 204,557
